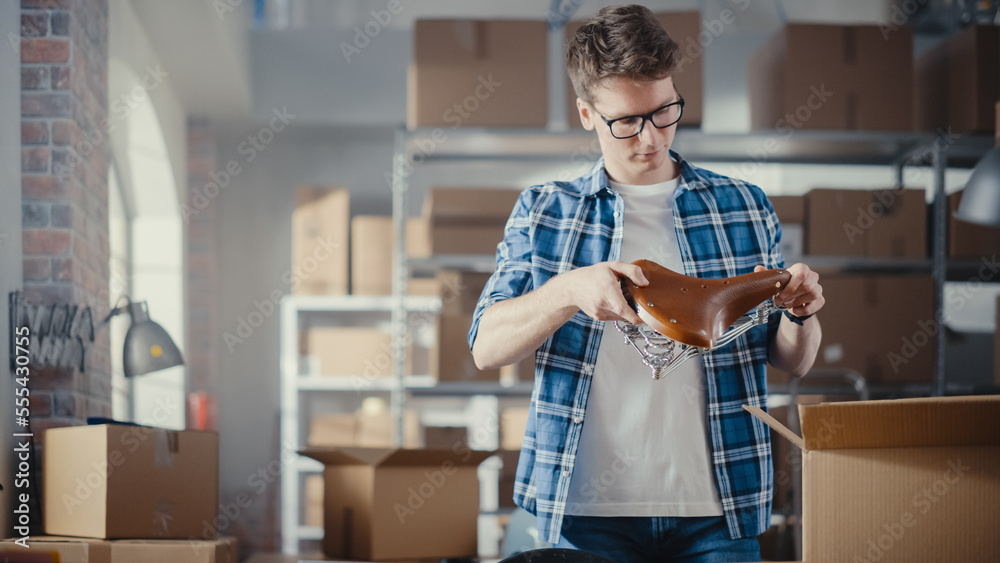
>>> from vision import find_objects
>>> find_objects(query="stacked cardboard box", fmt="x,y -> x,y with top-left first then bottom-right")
500,406 -> 530,451
350,215 -> 433,296
44,425 -> 219,540
497,449 -> 521,509
749,24 -> 913,131
408,20 -> 547,129
948,189 -> 1000,259
299,447 -> 494,560
915,25 -> 999,134
303,474 -> 324,528
292,187 -> 349,295
435,270 -> 499,381
308,409 -> 421,448
747,396 -> 1000,562
424,187 -> 521,255
768,195 -> 805,261
0,537 -> 238,563
805,187 -> 926,258
565,12 -> 703,129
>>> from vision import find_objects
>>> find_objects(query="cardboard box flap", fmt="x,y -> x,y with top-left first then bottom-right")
300,446 -> 495,467
424,187 -> 521,224
798,395 -> 1000,450
743,405 -> 805,450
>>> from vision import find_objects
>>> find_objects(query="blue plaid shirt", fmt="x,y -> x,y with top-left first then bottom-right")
468,152 -> 785,544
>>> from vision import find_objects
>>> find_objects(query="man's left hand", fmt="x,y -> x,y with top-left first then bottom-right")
755,263 -> 824,319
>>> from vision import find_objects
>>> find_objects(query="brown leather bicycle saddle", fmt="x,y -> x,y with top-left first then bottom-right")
621,259 -> 791,349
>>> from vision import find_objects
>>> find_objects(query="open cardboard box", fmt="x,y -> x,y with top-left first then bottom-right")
745,396 -> 1000,562
299,446 -> 494,561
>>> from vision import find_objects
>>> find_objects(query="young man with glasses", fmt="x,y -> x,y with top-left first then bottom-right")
469,5 -> 823,562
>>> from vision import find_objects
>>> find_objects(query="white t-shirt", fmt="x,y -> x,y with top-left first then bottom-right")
565,175 -> 724,517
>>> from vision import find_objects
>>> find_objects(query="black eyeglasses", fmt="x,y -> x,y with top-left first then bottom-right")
597,98 -> 685,139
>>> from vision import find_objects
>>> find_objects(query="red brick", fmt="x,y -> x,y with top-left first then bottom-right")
21,38 -> 70,64
53,391 -> 86,417
52,256 -> 73,281
51,119 -> 76,145
30,390 -> 54,417
22,92 -> 72,117
21,67 -> 49,90
27,366 -> 78,391
21,12 -> 49,37
50,66 -> 71,90
23,229 -> 71,254
22,147 -> 50,172
22,257 -> 51,281
50,202 -> 74,227
22,175 -> 72,200
51,11 -> 69,36
22,202 -> 49,227
21,121 -> 49,144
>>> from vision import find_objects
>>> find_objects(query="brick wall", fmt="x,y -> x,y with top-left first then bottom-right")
21,0 -> 111,434
185,117 -> 221,426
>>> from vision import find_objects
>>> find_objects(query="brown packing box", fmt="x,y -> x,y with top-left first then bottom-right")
805,188 -> 926,258
43,424 -> 219,539
351,216 -> 432,295
308,410 -> 421,448
424,187 -> 521,255
948,190 -> 1000,259
500,406 -> 530,451
500,350 -> 537,382
809,275 -> 935,383
304,474 -> 324,528
437,270 -> 491,316
746,396 -> 1000,562
292,187 -> 349,295
408,20 -> 547,128
767,406 -> 794,513
768,195 -> 805,260
110,538 -> 237,563
915,25 -> 1000,134
423,426 -> 468,450
497,449 -> 521,509
749,24 -> 912,131
436,312 -> 499,382
1,536 -> 111,563
306,327 -> 415,378
566,12 -> 702,129
299,447 -> 494,560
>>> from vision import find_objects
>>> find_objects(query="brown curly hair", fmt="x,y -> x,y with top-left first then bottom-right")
566,4 -> 680,104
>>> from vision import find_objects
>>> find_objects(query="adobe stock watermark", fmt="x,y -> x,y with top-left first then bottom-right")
842,184 -> 906,246
674,0 -> 751,74
879,0 -> 930,39
393,440 -> 474,524
340,0 -> 410,63
852,458 -> 970,562
384,75 -> 501,188
887,253 -> 999,372
181,106 -> 296,223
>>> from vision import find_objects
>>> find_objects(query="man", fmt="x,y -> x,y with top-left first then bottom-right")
468,5 -> 823,562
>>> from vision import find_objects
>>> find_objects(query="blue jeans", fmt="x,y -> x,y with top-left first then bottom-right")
555,515 -> 761,563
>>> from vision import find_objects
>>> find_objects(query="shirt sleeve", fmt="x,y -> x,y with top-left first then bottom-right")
467,187 -> 538,351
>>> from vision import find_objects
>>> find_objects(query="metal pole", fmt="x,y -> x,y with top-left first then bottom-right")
931,137 -> 948,396
390,128 -> 409,446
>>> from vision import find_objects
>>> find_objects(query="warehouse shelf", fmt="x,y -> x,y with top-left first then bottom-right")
297,526 -> 324,541
408,381 -> 535,397
408,254 -> 498,274
285,294 -> 440,313
297,458 -> 324,473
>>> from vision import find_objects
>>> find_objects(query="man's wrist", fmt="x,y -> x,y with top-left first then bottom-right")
782,309 -> 814,326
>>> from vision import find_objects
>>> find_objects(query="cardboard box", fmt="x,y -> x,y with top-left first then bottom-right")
423,426 -> 468,450
110,538 -> 237,563
424,187 -> 521,255
500,406 -> 530,451
305,327 -> 394,378
304,474 -> 324,528
500,351 -> 536,383
915,25 -> 1000,134
437,270 -> 491,316
1,536 -> 111,563
566,12 -> 702,129
746,396 -> 1000,562
436,312 -> 499,382
351,216 -> 433,295
308,410 -> 421,448
769,195 -> 805,261
299,447 -> 494,560
408,20 -> 547,129
808,275 -> 935,383
806,188 -> 926,258
292,187 -> 349,295
948,190 -> 1000,259
749,24 -> 912,131
497,449 -> 520,509
44,424 -> 219,540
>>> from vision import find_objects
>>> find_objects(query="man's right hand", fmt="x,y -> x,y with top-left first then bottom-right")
561,260 -> 648,325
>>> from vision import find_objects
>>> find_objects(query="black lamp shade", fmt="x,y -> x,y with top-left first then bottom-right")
955,146 -> 1000,227
122,301 -> 183,377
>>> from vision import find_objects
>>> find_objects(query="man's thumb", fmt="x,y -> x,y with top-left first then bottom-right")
753,265 -> 766,273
